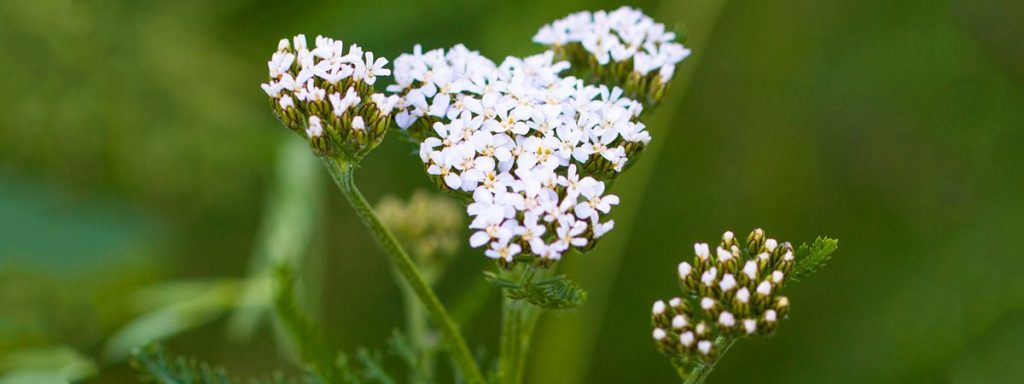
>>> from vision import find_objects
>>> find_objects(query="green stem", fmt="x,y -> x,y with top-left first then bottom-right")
677,337 -> 738,384
322,157 -> 485,384
497,266 -> 548,384
398,267 -> 437,384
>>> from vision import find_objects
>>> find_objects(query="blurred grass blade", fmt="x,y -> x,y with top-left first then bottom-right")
103,278 -> 250,362
0,345 -> 97,384
227,139 -> 322,341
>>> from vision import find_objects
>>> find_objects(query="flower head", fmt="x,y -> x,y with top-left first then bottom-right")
534,6 -> 690,108
386,44 -> 659,265
261,34 -> 395,160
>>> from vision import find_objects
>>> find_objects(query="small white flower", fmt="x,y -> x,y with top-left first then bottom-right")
765,238 -> 778,252
765,309 -> 778,323
756,281 -> 773,296
361,51 -> 391,85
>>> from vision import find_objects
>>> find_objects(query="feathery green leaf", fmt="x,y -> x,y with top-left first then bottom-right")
792,237 -> 839,281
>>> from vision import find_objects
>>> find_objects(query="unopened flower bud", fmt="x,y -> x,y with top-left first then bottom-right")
743,318 -> 758,335
771,270 -> 785,285
722,231 -> 736,248
672,314 -> 688,330
653,327 -> 678,354
774,296 -> 790,317
668,297 -> 687,313
697,340 -> 716,360
741,260 -> 759,283
718,311 -> 736,328
747,228 -> 765,254
700,297 -> 719,318
756,280 -> 773,297
719,274 -> 737,292
679,331 -> 695,347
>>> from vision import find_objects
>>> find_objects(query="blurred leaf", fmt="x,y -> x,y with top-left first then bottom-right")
0,345 -> 96,384
104,279 -> 258,362
355,348 -> 395,384
227,139 -> 322,341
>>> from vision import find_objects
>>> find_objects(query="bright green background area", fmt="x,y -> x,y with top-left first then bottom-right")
1,0 -> 1022,383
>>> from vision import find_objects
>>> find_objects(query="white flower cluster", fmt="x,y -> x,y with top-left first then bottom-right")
260,35 -> 399,157
533,6 -> 690,83
387,45 -> 653,263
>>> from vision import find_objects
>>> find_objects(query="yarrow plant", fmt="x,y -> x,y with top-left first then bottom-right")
128,6 -> 839,384
652,229 -> 838,383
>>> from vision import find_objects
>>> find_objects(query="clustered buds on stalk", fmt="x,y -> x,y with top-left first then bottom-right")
261,35 -> 399,160
376,190 -> 464,267
383,7 -> 687,266
651,229 -> 794,362
534,7 -> 690,109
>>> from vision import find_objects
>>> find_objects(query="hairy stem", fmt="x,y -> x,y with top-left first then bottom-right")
322,157 -> 485,384
398,267 -> 438,383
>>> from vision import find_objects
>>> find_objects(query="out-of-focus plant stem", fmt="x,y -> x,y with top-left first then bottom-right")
322,156 -> 485,384
497,265 -> 551,384
398,266 -> 441,384
528,1 -> 732,383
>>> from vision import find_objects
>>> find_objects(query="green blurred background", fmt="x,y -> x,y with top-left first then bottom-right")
1,0 -> 1023,382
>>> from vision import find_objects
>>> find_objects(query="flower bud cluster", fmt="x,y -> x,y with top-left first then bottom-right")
376,190 -> 464,266
534,6 -> 691,108
261,34 -> 400,160
651,229 -> 795,362
387,44 -> 657,264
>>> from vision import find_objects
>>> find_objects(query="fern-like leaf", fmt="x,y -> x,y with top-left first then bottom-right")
791,237 -> 839,281
485,272 -> 587,310
131,344 -> 235,384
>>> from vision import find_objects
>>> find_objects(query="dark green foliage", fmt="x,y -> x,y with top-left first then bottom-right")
485,272 -> 587,310
791,237 -> 839,282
